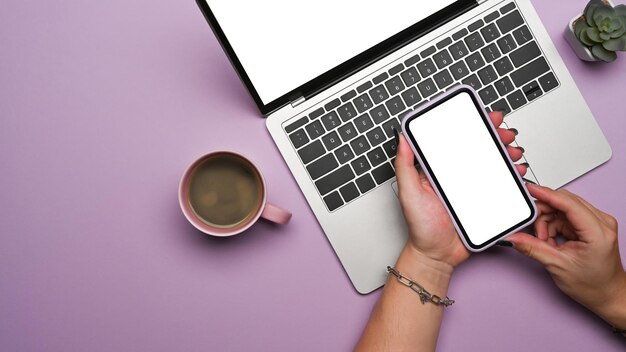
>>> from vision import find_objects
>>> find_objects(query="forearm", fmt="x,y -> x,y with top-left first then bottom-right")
592,271 -> 626,336
356,246 -> 453,351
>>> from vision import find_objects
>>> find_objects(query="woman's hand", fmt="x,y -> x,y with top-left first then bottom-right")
507,185 -> 626,329
394,111 -> 527,270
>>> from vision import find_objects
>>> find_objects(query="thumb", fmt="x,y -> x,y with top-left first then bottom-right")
394,131 -> 423,197
507,233 -> 561,267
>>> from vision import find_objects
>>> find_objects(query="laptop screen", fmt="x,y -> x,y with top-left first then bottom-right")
203,0 -> 463,109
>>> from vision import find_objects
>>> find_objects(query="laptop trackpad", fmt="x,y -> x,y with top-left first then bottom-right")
391,181 -> 398,197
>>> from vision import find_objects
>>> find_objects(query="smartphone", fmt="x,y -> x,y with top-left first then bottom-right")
401,85 -> 537,252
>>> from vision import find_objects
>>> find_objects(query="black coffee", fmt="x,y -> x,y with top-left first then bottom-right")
188,155 -> 263,228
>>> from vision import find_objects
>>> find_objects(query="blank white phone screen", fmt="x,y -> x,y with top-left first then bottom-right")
407,92 -> 531,246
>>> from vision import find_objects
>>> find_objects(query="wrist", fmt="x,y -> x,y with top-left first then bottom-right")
393,245 -> 453,294
593,271 -> 626,329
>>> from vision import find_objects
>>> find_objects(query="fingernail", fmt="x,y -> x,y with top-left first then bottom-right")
516,146 -> 525,153
393,127 -> 399,146
496,240 -> 514,247
509,128 -> 519,135
522,178 -> 537,185
520,162 -> 530,168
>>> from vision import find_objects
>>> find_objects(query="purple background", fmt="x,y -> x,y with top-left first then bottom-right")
1,0 -> 625,350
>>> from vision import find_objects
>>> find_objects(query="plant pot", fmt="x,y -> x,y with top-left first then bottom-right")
564,0 -> 615,62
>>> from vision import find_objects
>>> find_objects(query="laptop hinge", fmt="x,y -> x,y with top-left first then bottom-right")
290,96 -> 306,108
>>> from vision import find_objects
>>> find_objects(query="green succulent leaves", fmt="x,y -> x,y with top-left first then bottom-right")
575,0 -> 626,62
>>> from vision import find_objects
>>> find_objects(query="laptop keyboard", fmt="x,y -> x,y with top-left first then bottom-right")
283,2 -> 560,212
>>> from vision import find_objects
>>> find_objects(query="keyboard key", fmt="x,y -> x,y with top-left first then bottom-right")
434,70 -> 454,89
465,32 -> 485,52
315,164 -> 355,195
522,80 -> 543,101
335,145 -> 355,164
510,41 -> 541,67
452,28 -> 468,41
468,19 -> 484,32
370,105 -> 390,124
356,174 -> 376,193
373,72 -> 389,85
501,2 -> 516,14
497,10 -> 524,34
404,53 -> 421,67
338,102 -> 358,122
448,41 -> 469,60
354,113 -> 374,133
340,90 -> 356,102
494,76 -> 515,96
323,191 -> 343,211
285,116 -> 308,133
357,81 -> 373,93
385,96 -> 406,116
416,58 -> 437,78
388,63 -> 404,76
491,98 -> 511,115
466,52 -> 486,71
507,89 -> 527,110
324,99 -> 340,111
305,120 -> 325,140
462,74 -> 482,90
433,50 -> 453,69
353,93 -> 373,114
400,67 -> 421,87
321,131 -> 341,151
321,111 -> 341,130
417,78 -> 438,99
479,85 -> 499,105
372,162 -> 395,184
401,87 -> 422,107
420,46 -> 436,58
367,147 -> 387,167
382,118 -> 401,139
485,10 -> 500,23
369,85 -> 390,105
289,129 -> 309,148
512,25 -> 532,45
538,72 -> 558,92
481,43 -> 502,62
340,182 -> 360,202
382,138 -> 398,157
497,34 -> 517,54
298,140 -> 325,164
450,60 -> 470,80
366,127 -> 386,147
494,56 -> 514,75
436,37 -> 452,49
350,136 -> 371,155
385,76 -> 406,96
481,23 -> 501,43
510,57 -> 549,87
307,153 -> 339,180
351,156 -> 371,176
338,122 -> 358,142
478,65 -> 498,85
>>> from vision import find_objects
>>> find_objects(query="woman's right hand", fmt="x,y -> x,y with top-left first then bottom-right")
507,184 -> 626,331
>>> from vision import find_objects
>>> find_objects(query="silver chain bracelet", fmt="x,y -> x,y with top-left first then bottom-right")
387,266 -> 455,307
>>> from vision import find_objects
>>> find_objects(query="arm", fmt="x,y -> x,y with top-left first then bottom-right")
357,112 -> 526,351
507,185 -> 626,336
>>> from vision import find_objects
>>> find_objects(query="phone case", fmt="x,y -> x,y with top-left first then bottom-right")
400,85 -> 537,252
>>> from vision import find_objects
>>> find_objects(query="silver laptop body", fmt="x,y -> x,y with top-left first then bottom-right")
199,0 -> 612,293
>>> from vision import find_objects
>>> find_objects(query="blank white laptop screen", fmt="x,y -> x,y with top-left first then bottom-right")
205,0 -> 456,104
407,92 -> 532,246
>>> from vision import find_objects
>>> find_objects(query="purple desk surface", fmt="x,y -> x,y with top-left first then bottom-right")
1,0 -> 625,351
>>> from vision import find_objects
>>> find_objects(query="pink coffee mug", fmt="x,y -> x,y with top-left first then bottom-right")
179,151 -> 291,237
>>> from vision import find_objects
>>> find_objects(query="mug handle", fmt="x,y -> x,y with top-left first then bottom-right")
261,203 -> 292,225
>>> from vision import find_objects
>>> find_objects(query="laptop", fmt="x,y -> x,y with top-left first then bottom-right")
196,0 -> 612,293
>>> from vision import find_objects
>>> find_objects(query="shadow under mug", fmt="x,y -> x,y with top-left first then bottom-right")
179,151 -> 292,237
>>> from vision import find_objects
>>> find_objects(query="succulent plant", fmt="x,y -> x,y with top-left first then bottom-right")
574,0 -> 626,62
